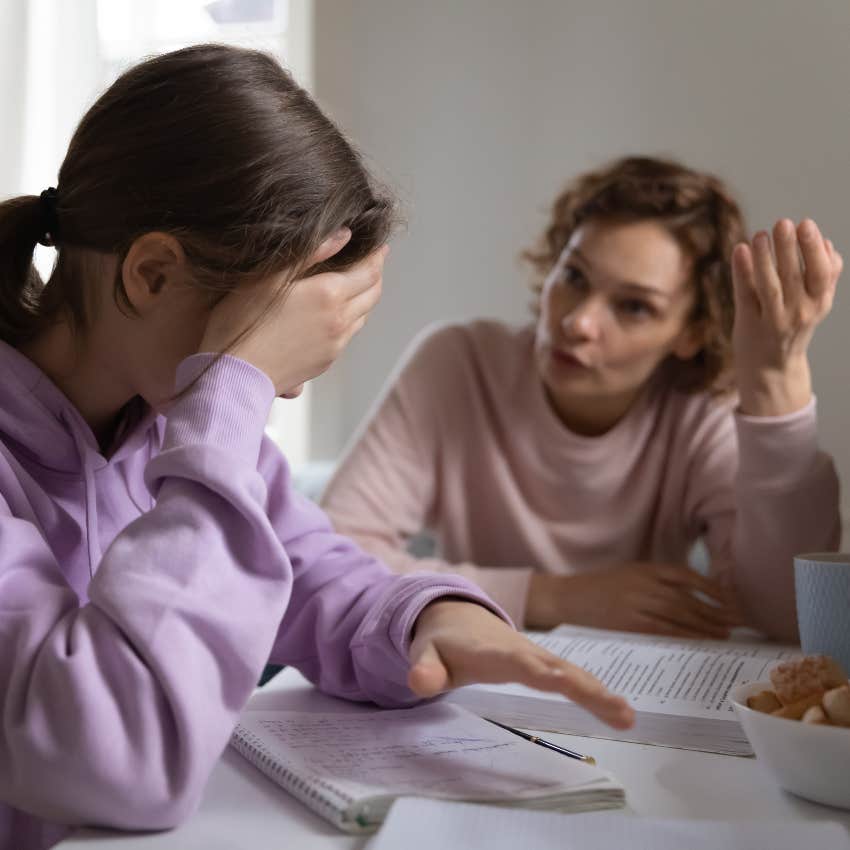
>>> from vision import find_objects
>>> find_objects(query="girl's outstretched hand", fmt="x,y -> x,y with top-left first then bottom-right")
408,600 -> 635,730
200,228 -> 388,396
731,218 -> 842,417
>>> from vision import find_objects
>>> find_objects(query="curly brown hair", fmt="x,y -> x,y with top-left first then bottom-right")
523,156 -> 747,394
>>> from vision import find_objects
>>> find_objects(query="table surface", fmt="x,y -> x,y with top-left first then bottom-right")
59,668 -> 850,849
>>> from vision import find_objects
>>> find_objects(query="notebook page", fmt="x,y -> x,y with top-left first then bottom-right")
469,628 -> 796,720
236,702 -> 615,803
367,799 -> 850,850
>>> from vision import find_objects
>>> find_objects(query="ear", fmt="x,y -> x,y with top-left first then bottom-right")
670,320 -> 704,361
121,233 -> 188,315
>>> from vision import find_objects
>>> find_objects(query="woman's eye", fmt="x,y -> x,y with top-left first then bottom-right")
617,299 -> 654,319
561,266 -> 587,290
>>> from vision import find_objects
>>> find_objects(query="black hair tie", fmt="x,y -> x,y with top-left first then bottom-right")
38,187 -> 60,247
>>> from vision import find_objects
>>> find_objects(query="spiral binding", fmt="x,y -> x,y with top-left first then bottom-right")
230,723 -> 373,832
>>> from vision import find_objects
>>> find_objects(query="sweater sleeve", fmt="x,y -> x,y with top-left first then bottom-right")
0,355 -> 288,832
321,327 -> 534,626
684,397 -> 840,642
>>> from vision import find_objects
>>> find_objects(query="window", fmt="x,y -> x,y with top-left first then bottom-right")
98,0 -> 295,80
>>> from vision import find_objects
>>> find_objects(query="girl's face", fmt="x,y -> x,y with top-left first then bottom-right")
534,219 -> 701,431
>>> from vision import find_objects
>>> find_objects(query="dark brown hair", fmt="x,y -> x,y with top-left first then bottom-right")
523,156 -> 747,394
0,44 -> 395,346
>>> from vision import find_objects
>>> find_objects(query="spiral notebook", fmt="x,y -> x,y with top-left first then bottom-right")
230,696 -> 624,834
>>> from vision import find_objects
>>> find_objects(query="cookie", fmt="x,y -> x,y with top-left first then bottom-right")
768,655 -> 847,705
747,690 -> 782,714
822,684 -> 850,727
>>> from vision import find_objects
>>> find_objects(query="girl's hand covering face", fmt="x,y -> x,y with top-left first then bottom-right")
200,228 -> 388,396
731,218 -> 842,417
408,600 -> 635,730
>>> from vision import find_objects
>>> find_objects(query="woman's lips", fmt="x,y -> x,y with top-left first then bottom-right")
550,348 -> 590,370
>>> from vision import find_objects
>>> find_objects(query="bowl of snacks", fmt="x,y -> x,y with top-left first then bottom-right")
731,655 -> 850,809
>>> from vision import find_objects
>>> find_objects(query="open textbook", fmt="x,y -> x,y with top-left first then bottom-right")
448,625 -> 798,755
230,690 -> 624,834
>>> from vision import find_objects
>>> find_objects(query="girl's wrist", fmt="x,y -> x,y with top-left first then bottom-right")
736,358 -> 812,417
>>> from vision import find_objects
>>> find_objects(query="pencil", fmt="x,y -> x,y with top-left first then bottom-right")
484,718 -> 597,765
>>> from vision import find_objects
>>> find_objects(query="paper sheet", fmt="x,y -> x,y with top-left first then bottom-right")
367,799 -> 850,850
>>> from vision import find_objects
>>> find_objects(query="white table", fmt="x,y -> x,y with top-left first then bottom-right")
59,668 -> 850,849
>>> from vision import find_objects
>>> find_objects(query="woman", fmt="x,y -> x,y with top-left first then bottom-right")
322,156 -> 842,642
0,46 -> 632,850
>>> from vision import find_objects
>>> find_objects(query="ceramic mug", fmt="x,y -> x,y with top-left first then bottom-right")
794,552 -> 850,672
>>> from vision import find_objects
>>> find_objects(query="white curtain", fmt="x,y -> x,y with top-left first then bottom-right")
0,0 -> 101,199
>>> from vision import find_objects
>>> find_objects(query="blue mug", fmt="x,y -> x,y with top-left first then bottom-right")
794,553 -> 850,673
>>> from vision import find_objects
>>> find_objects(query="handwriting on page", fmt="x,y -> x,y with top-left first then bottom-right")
253,704 -> 580,798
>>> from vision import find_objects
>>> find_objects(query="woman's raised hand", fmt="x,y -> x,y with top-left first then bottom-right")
200,228 -> 388,396
731,219 -> 842,417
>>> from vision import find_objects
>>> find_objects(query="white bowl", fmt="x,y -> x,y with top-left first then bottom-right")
731,681 -> 850,810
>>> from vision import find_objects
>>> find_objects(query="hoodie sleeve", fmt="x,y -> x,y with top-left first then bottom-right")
0,353 -> 506,836
0,355 -> 289,833
260,440 -> 510,707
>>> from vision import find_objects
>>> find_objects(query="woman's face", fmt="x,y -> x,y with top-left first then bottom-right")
534,218 -> 700,428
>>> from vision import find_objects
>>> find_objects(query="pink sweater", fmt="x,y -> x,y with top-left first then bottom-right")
322,321 -> 841,638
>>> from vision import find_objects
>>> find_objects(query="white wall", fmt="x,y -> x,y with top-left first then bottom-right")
311,0 -> 850,525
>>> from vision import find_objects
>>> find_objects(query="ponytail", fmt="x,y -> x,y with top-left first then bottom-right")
0,45 -> 396,352
0,195 -> 49,345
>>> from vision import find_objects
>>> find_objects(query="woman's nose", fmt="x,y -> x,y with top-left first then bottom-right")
562,298 -> 603,341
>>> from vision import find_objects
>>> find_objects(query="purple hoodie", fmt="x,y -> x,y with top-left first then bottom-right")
0,342 -> 503,850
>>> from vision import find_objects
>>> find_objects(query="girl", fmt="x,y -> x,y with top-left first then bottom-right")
0,46 -> 631,850
322,156 -> 842,643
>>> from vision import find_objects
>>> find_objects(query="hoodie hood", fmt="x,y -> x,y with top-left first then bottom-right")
0,339 -> 158,474
0,339 -> 161,586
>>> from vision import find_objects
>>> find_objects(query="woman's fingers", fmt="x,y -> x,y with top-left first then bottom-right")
797,219 -> 833,301
642,590 -> 732,639
731,242 -> 760,317
826,238 -> 844,278
772,219 -> 803,308
637,613 -> 720,641
652,564 -> 729,603
655,583 -> 738,627
750,231 -> 784,323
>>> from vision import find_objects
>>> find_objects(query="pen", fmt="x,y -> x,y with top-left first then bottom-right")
484,718 -> 597,765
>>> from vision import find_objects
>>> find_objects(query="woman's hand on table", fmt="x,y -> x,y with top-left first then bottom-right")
408,600 -> 635,730
525,563 -> 743,638
731,218 -> 842,417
